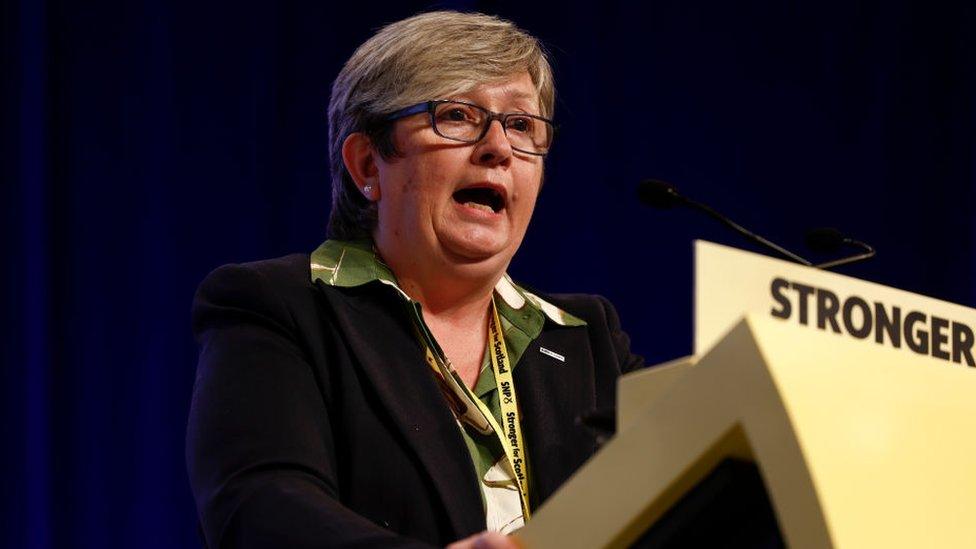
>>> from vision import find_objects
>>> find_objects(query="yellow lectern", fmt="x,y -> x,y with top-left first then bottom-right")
516,242 -> 976,548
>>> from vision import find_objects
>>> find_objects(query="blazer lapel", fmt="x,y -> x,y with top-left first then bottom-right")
316,282 -> 485,537
515,324 -> 598,507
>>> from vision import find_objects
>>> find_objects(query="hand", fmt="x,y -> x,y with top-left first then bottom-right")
446,531 -> 521,549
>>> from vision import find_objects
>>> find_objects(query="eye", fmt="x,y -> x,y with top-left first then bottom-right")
506,116 -> 534,133
446,108 -> 468,121
436,104 -> 480,124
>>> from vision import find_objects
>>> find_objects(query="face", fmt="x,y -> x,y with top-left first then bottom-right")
371,72 -> 545,283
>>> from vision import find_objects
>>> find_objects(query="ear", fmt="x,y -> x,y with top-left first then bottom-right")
341,132 -> 381,201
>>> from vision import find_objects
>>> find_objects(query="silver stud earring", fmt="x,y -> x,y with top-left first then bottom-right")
363,185 -> 373,197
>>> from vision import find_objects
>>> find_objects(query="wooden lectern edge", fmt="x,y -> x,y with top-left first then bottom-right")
659,317 -> 832,548
608,424 -> 756,548
616,355 -> 696,431
513,422 -> 755,549
726,317 -> 834,548
514,316 -> 834,549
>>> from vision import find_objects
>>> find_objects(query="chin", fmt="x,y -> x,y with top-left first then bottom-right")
440,237 -> 515,269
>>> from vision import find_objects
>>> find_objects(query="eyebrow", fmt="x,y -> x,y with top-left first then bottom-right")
451,88 -> 538,104
464,93 -> 539,111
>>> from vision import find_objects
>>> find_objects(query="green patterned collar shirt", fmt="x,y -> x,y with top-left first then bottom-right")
309,239 -> 585,534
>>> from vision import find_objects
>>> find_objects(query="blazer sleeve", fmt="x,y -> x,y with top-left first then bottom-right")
186,263 -> 434,549
596,294 -> 645,374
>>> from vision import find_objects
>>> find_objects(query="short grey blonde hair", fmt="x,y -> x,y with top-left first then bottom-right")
326,11 -> 555,239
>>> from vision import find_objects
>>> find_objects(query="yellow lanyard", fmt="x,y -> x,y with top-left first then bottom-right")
419,297 -> 532,519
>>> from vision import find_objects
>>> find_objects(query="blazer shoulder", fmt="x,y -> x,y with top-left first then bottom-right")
202,253 -> 311,290
192,253 -> 316,339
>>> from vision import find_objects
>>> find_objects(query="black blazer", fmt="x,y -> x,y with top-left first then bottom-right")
187,254 -> 643,548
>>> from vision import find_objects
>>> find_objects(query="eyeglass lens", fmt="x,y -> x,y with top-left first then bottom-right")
431,102 -> 552,154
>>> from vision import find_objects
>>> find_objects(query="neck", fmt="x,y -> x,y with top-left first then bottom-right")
397,272 -> 496,320
373,238 -> 504,388
373,239 -> 505,319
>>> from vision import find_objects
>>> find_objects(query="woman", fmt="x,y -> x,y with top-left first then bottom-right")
187,11 -> 643,548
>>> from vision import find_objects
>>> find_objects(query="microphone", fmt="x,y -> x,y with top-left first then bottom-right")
805,227 -> 876,269
636,179 -> 685,209
637,179 -> 814,266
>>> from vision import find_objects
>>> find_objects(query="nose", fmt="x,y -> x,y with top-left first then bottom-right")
473,119 -> 513,166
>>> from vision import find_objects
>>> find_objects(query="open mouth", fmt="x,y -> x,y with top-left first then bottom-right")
452,187 -> 505,214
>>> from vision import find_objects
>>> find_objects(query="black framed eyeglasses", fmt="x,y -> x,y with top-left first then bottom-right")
386,100 -> 554,156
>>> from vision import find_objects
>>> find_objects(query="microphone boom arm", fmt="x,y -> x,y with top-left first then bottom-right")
683,197 -> 814,266
812,240 -> 876,269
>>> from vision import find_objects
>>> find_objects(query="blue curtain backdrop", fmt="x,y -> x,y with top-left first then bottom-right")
4,0 -> 974,547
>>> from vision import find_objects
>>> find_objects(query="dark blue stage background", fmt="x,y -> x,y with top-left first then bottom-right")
4,0 -> 974,547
